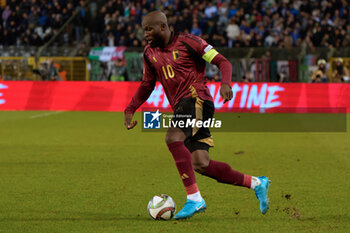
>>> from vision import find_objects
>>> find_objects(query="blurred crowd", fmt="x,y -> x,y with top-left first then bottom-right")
0,0 -> 86,46
1,0 -> 350,48
311,58 -> 349,83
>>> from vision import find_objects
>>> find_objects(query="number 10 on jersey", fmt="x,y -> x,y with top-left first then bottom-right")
162,65 -> 174,80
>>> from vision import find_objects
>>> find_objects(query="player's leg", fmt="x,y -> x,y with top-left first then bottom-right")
188,98 -> 270,214
192,149 -> 252,187
191,148 -> 270,214
165,127 -> 200,198
185,98 -> 252,188
165,99 -> 206,220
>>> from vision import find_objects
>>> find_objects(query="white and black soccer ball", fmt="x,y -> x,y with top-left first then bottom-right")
147,194 -> 176,220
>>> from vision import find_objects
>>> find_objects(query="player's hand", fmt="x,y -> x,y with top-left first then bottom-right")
124,113 -> 137,130
220,83 -> 233,103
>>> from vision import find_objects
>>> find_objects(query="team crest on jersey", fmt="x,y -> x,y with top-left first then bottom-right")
172,50 -> 179,60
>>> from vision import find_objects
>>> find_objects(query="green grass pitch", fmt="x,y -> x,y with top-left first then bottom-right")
0,111 -> 349,233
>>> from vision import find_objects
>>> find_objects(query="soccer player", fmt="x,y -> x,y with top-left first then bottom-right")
124,11 -> 270,220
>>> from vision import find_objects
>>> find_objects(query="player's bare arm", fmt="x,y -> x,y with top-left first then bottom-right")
124,113 -> 137,130
220,83 -> 233,103
124,76 -> 155,130
205,45 -> 233,103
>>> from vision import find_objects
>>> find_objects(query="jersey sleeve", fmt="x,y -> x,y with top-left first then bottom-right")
183,34 -> 219,63
124,52 -> 156,114
184,34 -> 232,86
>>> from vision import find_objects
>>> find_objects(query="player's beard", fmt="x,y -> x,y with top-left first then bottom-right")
150,33 -> 164,48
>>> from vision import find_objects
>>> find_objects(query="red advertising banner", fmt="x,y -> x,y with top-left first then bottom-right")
0,81 -> 350,112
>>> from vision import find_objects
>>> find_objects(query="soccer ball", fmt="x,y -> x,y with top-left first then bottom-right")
147,194 -> 176,220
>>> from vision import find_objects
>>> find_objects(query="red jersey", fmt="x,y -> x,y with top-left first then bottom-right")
125,32 -> 231,114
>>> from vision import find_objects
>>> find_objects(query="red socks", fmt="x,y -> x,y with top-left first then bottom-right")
204,160 -> 252,188
167,141 -> 199,195
168,142 -> 251,192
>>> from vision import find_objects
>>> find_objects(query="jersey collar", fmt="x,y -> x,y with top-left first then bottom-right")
162,31 -> 175,49
168,32 -> 175,45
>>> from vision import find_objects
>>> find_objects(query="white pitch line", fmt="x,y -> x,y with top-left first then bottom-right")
29,111 -> 65,119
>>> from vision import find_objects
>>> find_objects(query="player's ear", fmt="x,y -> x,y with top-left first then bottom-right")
160,23 -> 166,31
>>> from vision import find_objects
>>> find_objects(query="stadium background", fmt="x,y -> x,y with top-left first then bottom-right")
1,0 -> 350,112
0,0 -> 350,83
1,1 -> 350,233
